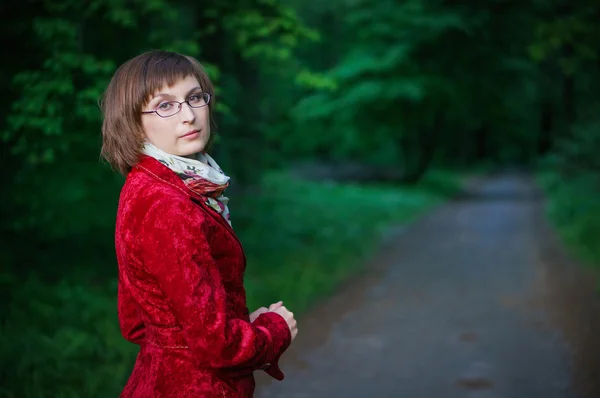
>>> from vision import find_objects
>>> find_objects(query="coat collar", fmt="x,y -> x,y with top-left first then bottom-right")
133,154 -> 198,200
133,155 -> 239,238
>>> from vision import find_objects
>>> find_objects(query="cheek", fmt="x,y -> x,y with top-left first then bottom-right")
200,106 -> 210,122
142,119 -> 167,141
141,119 -> 154,138
204,110 -> 212,131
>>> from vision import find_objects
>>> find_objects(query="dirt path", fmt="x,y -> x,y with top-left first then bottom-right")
254,174 -> 600,398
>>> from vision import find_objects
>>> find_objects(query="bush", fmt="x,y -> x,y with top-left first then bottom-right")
539,171 -> 600,267
538,117 -> 600,270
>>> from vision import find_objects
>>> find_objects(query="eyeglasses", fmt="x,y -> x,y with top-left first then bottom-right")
141,92 -> 211,118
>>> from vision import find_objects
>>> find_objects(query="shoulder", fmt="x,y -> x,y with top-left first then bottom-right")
118,161 -> 207,229
125,168 -> 185,201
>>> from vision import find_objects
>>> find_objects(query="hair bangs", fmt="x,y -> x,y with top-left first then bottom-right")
138,53 -> 201,107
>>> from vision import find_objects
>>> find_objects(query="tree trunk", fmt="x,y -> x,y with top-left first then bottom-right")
475,124 -> 489,161
562,68 -> 576,128
538,101 -> 554,155
557,1 -> 577,130
402,110 -> 443,184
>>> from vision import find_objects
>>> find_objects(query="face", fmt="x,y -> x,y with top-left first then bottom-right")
141,75 -> 210,157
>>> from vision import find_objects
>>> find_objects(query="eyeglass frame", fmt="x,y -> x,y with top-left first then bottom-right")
141,92 -> 211,118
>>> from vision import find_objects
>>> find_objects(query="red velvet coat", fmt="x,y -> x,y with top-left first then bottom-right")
115,155 -> 291,397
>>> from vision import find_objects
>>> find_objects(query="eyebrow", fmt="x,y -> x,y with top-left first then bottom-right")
152,86 -> 202,101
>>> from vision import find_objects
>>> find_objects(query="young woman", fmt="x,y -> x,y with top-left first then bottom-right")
101,50 -> 298,397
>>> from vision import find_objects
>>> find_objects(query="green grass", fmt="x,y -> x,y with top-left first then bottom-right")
1,168 -> 464,397
537,170 -> 600,270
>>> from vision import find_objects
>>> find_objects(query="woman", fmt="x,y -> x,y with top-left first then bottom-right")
100,50 -> 298,397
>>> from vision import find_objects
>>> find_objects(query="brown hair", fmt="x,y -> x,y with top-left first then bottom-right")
100,50 -> 216,175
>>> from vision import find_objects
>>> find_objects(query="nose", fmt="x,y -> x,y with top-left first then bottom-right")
180,101 -> 196,124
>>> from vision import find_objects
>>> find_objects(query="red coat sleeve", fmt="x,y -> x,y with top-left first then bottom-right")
138,197 -> 290,370
118,276 -> 146,344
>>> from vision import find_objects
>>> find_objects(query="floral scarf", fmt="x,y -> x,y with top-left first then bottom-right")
142,143 -> 232,226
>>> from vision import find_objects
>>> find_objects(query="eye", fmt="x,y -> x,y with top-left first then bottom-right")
158,102 -> 174,111
188,93 -> 204,105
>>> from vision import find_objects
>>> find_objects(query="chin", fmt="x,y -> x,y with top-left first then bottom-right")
179,139 -> 207,157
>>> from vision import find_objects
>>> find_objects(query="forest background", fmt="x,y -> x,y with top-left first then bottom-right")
1,0 -> 599,396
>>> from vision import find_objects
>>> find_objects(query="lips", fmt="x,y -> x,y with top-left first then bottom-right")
181,129 -> 199,138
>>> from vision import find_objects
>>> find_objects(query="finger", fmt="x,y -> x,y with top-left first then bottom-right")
252,308 -> 267,316
269,301 -> 283,311
275,306 -> 287,314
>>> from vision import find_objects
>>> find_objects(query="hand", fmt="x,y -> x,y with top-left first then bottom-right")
250,301 -> 284,323
268,301 -> 283,311
249,307 -> 268,323
271,304 -> 298,342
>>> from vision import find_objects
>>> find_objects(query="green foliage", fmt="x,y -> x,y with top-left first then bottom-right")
539,170 -> 600,267
0,0 -> 197,237
2,276 -> 136,397
548,113 -> 600,178
529,2 -> 600,75
286,0 -> 545,173
224,3 -> 318,62
199,0 -> 319,68
291,0 -> 469,163
539,102 -> 600,268
6,0 -> 597,240
0,0 -> 317,238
